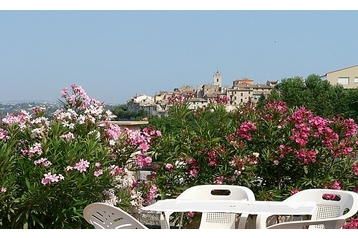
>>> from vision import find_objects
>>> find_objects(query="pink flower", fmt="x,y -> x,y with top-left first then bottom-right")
110,166 -> 123,176
136,155 -> 152,167
28,143 -> 43,157
146,184 -> 158,204
105,124 -> 121,140
165,163 -> 173,170
214,175 -> 225,184
139,143 -> 150,152
74,159 -> 90,173
237,121 -> 257,140
94,169 -> 103,177
34,158 -> 52,167
188,158 -> 196,164
331,180 -> 342,190
65,166 -> 74,171
61,87 -> 68,98
275,144 -> 293,159
0,128 -> 10,141
264,100 -> 288,113
69,95 -> 77,106
353,163 -> 358,176
294,149 -> 317,164
189,169 -> 198,177
343,217 -> 358,229
41,172 -> 64,185
60,132 -> 75,141
1,187 -> 6,192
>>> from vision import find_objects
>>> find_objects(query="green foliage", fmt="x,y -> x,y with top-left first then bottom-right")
112,104 -> 148,121
267,74 -> 347,119
148,99 -> 358,207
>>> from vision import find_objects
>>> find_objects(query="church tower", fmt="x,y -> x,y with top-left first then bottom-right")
213,71 -> 222,87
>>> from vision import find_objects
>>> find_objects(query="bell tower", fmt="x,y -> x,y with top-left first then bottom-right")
213,71 -> 222,87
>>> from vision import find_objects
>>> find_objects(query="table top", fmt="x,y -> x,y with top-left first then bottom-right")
141,199 -> 317,215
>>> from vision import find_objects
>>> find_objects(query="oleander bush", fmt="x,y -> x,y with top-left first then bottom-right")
0,84 -> 160,228
147,95 -> 358,227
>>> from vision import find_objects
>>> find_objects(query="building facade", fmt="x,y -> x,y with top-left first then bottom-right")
323,64 -> 358,89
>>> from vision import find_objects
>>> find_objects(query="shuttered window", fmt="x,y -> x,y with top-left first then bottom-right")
338,77 -> 349,85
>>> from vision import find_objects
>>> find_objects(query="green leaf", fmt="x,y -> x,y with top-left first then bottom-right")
25,178 -> 31,190
303,166 -> 308,175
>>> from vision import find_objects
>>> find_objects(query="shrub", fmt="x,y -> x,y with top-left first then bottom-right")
0,84 -> 160,228
147,98 -> 358,225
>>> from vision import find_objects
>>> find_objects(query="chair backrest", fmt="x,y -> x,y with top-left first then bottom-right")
177,185 -> 256,201
83,202 -> 148,229
284,189 -> 358,221
267,217 -> 346,229
256,189 -> 358,229
161,185 -> 255,229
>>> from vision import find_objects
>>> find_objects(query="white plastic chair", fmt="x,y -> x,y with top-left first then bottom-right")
83,202 -> 148,229
256,189 -> 358,229
160,185 -> 256,229
267,217 -> 346,229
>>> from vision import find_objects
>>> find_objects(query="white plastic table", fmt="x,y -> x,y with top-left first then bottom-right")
141,199 -> 317,228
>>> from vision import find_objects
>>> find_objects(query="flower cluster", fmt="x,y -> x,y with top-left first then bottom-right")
167,93 -> 194,105
41,172 -> 64,185
237,121 -> 257,141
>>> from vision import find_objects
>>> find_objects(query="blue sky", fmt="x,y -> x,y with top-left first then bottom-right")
1,5 -> 358,104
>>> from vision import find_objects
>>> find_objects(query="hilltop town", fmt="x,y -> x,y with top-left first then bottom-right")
127,71 -> 278,117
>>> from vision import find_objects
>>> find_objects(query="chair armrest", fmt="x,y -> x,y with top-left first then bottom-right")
266,218 -> 346,229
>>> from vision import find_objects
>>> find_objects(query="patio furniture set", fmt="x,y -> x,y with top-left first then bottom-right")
83,185 -> 358,229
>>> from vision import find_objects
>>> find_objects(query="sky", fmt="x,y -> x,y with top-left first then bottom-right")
1,2 -> 358,104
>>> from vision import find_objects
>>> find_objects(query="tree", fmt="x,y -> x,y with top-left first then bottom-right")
342,89 -> 358,121
112,105 -> 147,120
267,74 -> 347,118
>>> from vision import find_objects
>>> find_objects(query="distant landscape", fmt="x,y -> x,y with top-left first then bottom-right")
0,101 -> 120,119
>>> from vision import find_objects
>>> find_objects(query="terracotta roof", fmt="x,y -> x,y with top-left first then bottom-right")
234,78 -> 253,81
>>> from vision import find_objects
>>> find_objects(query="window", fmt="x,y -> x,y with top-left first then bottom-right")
355,77 -> 358,83
338,77 -> 349,85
